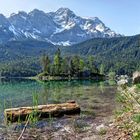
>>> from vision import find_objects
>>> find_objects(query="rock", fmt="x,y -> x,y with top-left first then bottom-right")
116,75 -> 129,86
117,79 -> 128,86
133,71 -> 140,84
96,124 -> 105,131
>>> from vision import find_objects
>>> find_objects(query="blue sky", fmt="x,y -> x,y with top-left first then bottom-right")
0,0 -> 139,36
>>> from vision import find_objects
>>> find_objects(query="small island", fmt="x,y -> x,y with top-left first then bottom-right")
37,48 -> 105,81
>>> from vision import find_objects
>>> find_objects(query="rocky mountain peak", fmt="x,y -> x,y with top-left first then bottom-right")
55,8 -> 74,16
29,9 -> 46,16
0,8 -> 121,45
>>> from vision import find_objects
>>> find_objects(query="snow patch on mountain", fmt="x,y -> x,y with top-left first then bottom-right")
95,24 -> 105,32
9,25 -> 18,36
54,41 -> 72,46
0,8 -> 121,45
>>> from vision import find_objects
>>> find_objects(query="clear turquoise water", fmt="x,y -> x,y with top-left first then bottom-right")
0,78 -> 117,122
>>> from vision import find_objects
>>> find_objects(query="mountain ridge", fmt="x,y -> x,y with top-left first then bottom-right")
0,8 -> 121,45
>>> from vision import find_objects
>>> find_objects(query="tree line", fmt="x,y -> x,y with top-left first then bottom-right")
40,48 -> 101,77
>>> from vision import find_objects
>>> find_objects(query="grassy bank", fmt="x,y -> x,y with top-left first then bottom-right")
106,84 -> 140,140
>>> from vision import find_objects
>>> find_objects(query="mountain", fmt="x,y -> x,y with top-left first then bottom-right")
0,35 -> 139,76
0,40 -> 57,76
0,8 -> 121,45
62,35 -> 140,74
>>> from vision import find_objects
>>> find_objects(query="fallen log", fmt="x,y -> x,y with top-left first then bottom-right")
4,101 -> 80,124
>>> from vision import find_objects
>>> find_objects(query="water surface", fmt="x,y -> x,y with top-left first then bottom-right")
0,78 -> 117,123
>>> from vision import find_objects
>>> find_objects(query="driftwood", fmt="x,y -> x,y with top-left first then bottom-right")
4,101 -> 80,123
17,118 -> 29,140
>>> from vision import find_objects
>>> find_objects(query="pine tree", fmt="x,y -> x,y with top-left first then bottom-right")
100,64 -> 104,75
70,56 -> 80,75
79,59 -> 84,72
61,57 -> 69,76
88,56 -> 94,72
41,53 -> 50,74
53,48 -> 62,75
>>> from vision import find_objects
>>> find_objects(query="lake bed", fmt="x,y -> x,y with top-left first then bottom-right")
0,79 -> 117,139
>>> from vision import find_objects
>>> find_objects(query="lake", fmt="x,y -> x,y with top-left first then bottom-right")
0,78 -> 118,139
0,78 -> 117,123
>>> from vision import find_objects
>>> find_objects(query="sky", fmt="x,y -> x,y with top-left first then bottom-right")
0,0 -> 139,36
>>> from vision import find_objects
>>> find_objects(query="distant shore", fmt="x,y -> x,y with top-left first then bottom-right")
0,74 -> 106,82
36,74 -> 105,82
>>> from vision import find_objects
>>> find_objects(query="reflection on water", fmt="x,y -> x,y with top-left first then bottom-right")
0,78 -> 117,122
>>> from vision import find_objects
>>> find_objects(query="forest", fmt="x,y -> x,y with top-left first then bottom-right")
0,35 -> 139,77
38,48 -> 102,78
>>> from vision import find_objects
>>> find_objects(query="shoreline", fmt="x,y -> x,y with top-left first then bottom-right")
0,75 -> 106,82
36,73 -> 105,82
